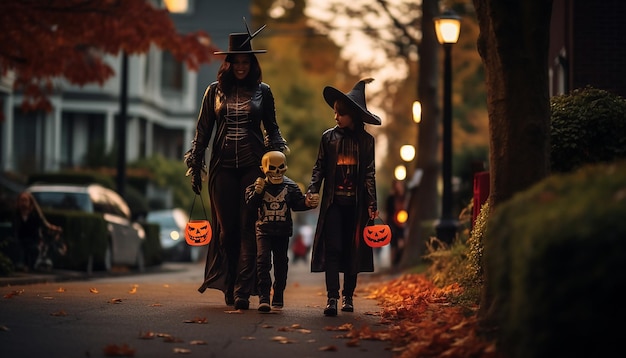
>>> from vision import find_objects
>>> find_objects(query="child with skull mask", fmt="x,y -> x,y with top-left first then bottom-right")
244,151 -> 318,312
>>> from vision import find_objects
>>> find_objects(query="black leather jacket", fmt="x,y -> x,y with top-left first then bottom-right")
189,81 -> 287,175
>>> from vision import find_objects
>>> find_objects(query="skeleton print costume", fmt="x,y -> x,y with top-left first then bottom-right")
244,151 -> 312,311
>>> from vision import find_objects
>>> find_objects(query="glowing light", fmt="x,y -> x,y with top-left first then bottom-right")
412,101 -> 422,123
394,165 -> 407,181
164,0 -> 188,13
395,209 -> 408,224
400,145 -> 415,162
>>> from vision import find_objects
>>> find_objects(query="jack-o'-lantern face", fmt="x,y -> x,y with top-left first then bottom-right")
363,224 -> 391,248
185,220 -> 212,246
261,151 -> 287,184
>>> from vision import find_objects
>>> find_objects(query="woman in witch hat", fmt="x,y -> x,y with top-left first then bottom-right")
305,78 -> 380,316
188,18 -> 289,310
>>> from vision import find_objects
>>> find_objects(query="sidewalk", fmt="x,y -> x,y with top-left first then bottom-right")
1,245 -> 395,288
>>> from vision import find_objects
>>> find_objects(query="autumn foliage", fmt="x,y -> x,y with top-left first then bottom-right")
363,274 -> 502,358
0,0 -> 219,116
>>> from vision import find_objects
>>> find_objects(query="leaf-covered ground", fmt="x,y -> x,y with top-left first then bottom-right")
355,273 -> 503,358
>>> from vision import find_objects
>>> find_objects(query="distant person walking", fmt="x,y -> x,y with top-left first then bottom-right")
11,191 -> 62,271
386,179 -> 406,268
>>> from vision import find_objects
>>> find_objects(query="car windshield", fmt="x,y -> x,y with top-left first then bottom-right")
32,192 -> 93,212
147,213 -> 178,229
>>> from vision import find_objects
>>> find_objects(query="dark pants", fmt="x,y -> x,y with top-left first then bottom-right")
256,234 -> 289,299
323,203 -> 357,299
212,166 -> 262,300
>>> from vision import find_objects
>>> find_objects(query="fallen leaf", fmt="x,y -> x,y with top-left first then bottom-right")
4,289 -> 24,298
57,287 -> 65,293
109,298 -> 123,304
261,324 -> 273,328
183,317 -> 207,324
189,340 -> 207,345
241,336 -> 256,340
319,345 -> 338,351
270,335 -> 296,344
324,323 -> 353,331
162,336 -> 184,343
50,310 -> 67,316
225,309 -> 243,314
128,286 -> 137,294
138,331 -> 155,339
89,288 -> 99,294
346,338 -> 360,347
103,343 -> 135,357
149,303 -> 162,307
173,347 -> 191,354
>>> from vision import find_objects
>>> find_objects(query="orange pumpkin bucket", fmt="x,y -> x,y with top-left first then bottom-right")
185,195 -> 211,246
363,216 -> 392,248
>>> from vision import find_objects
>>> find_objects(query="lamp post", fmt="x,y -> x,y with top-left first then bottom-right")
116,52 -> 128,198
115,0 -> 189,198
434,9 -> 461,244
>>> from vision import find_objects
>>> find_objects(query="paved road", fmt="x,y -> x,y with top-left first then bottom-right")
0,254 -> 396,358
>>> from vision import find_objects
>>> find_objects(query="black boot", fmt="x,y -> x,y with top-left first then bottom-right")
225,289 -> 234,306
234,298 -> 249,310
271,291 -> 284,308
324,298 -> 338,316
341,296 -> 354,312
258,296 -> 271,312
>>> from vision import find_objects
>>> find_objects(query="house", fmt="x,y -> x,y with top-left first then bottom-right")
549,0 -> 626,98
0,1 -> 250,190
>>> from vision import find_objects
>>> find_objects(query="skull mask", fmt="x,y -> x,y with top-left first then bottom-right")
261,151 -> 287,184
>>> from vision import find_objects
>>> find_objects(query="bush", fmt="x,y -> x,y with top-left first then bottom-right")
550,87 -> 626,173
485,160 -> 626,358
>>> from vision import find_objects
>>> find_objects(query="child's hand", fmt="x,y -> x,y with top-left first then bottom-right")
254,177 -> 266,194
368,206 -> 379,220
306,193 -> 320,208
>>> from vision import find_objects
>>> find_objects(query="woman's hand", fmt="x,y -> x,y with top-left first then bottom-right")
305,193 -> 320,208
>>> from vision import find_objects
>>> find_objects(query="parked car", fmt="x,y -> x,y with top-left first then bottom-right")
146,208 -> 207,262
26,183 -> 146,272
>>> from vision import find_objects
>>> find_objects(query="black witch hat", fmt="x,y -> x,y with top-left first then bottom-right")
214,17 -> 267,55
323,78 -> 382,125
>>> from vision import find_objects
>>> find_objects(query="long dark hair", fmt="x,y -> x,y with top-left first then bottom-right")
216,53 -> 263,94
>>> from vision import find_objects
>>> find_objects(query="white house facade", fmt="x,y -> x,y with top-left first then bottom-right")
0,0 -> 250,177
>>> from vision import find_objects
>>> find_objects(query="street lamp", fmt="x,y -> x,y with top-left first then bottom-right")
412,101 -> 422,124
434,9 -> 461,244
394,165 -> 407,181
116,0 -> 189,198
400,144 -> 416,162
164,0 -> 188,13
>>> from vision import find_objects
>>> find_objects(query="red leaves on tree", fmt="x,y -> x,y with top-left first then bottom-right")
0,0 -> 220,116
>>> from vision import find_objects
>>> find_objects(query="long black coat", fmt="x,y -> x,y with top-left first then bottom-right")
307,125 -> 377,274
193,81 -> 287,294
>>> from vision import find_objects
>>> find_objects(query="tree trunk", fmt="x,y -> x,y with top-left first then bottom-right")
472,0 -> 553,331
400,0 -> 441,269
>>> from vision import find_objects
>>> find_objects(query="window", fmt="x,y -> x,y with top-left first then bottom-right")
161,51 -> 184,93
